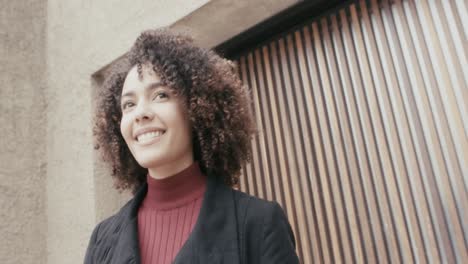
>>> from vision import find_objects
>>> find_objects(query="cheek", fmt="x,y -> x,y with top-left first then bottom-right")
172,111 -> 191,135
183,119 -> 192,139
120,116 -> 131,141
167,116 -> 190,143
179,117 -> 193,144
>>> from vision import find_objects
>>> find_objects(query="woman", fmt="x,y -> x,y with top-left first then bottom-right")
85,28 -> 300,264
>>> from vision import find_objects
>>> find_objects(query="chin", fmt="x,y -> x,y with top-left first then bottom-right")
134,155 -> 166,169
138,160 -> 164,170
131,145 -> 165,164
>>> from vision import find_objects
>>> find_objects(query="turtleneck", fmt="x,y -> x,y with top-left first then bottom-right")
137,162 -> 207,264
142,161 -> 206,210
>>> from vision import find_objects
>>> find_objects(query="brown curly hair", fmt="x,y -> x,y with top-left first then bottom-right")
94,28 -> 256,193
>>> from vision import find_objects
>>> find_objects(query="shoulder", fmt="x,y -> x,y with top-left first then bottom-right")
231,189 -> 288,224
86,199 -> 133,246
231,189 -> 299,263
84,199 -> 137,264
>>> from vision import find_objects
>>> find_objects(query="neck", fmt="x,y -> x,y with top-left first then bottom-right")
143,161 -> 206,210
147,155 -> 194,180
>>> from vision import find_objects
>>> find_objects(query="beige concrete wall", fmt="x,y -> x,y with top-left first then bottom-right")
0,0 -> 47,263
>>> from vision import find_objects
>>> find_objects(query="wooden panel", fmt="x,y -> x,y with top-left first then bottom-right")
236,0 -> 468,263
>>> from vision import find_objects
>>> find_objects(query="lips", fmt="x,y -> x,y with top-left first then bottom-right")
134,127 -> 166,142
137,130 -> 165,143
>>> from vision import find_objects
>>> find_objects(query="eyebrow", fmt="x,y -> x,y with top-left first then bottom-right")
121,82 -> 164,98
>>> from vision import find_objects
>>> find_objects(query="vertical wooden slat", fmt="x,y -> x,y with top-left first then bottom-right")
359,0 -> 417,261
330,16 -> 364,264
246,53 -> 267,200
368,0 -> 429,262
405,1 -> 468,263
453,0 -> 468,46
300,26 -> 334,264
250,49 -> 275,202
239,166 -> 247,192
314,18 -> 356,263
308,22 -> 345,263
413,3 -> 468,232
259,46 -> 287,207
428,0 -> 468,99
330,11 -> 379,263
416,3 -> 468,239
236,0 -> 468,263
391,1 -> 456,262
349,3 -> 403,262
339,8 -> 391,263
291,29 -> 328,263
380,0 -> 442,262
285,32 -> 320,263
266,40 -> 303,259
277,36 -> 314,262
238,57 -> 258,198
442,0 -> 468,86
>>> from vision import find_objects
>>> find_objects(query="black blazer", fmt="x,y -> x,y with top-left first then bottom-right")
84,176 -> 300,264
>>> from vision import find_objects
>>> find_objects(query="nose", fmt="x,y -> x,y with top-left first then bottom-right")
134,101 -> 155,122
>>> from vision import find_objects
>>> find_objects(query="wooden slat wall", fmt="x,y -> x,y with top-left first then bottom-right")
236,0 -> 467,263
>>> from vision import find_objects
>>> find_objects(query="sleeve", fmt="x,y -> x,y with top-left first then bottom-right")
83,222 -> 101,264
260,202 -> 300,264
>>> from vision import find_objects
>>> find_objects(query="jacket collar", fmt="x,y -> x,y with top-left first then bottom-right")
113,176 -> 240,264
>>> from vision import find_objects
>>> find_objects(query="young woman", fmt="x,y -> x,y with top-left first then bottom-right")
85,28 -> 299,264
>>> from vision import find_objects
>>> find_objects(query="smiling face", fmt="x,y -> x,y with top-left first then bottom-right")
120,63 -> 194,179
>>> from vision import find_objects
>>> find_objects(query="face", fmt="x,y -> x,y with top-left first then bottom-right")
120,63 -> 194,179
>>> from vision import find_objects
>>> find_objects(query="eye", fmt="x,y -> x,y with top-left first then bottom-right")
153,91 -> 169,101
121,101 -> 135,110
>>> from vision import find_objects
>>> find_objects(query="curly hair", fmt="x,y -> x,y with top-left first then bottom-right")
94,28 -> 256,193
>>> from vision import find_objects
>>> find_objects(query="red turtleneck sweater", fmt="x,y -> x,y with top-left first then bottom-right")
137,162 -> 207,264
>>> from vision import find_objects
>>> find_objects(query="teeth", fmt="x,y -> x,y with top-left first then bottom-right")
137,131 -> 164,142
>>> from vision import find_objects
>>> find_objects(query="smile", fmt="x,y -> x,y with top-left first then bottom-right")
136,130 -> 165,143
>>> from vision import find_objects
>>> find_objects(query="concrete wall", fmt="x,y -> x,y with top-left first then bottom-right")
0,0 -> 47,263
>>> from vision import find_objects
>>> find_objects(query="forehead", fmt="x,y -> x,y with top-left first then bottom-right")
122,64 -> 162,92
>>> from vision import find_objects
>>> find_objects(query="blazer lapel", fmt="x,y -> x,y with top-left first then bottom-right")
173,176 -> 241,264
111,184 -> 147,264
